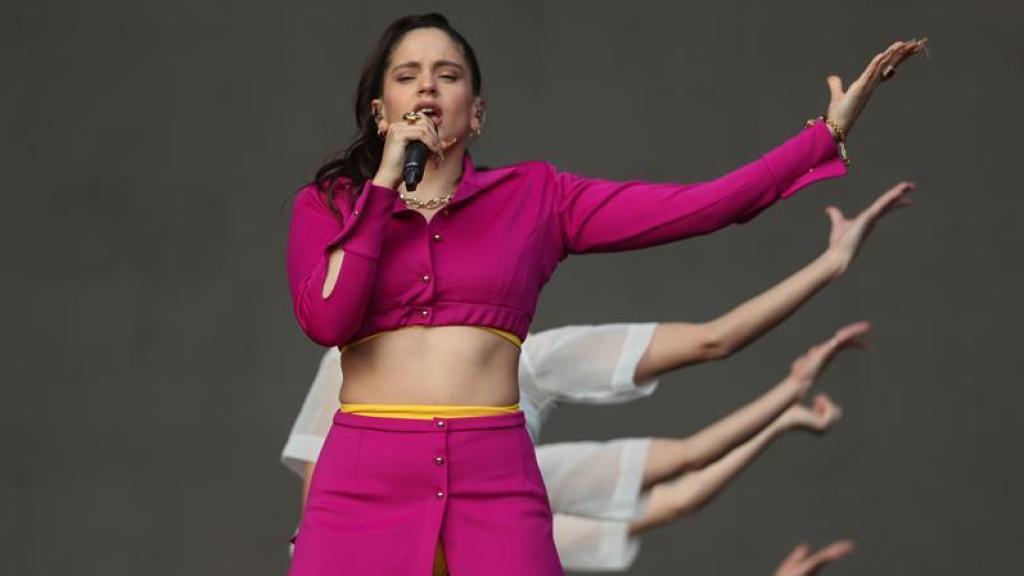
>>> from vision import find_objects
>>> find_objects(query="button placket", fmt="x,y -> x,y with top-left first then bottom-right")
433,418 -> 450,503
416,220 -> 440,324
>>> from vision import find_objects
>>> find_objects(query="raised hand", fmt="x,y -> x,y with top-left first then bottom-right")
825,38 -> 928,137
780,394 -> 843,433
774,540 -> 856,576
825,181 -> 916,274
788,322 -> 870,399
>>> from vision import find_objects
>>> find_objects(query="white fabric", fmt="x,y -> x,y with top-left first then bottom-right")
518,323 -> 660,443
281,322 -> 661,571
281,348 -> 344,477
553,515 -> 642,573
536,438 -> 652,521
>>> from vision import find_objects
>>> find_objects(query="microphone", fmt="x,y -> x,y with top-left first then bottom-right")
403,141 -> 429,191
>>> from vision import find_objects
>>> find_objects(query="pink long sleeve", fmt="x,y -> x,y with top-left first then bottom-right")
556,121 -> 847,254
286,180 -> 396,346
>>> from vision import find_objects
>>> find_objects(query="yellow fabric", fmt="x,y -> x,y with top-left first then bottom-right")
433,541 -> 448,576
339,326 -> 523,353
481,326 -> 523,347
338,403 -> 520,576
339,402 -> 520,419
339,330 -> 386,352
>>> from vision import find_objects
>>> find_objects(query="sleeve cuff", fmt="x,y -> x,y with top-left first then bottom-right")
612,322 -> 661,396
600,522 -> 643,572
280,434 -> 326,478
762,121 -> 848,200
606,438 -> 654,521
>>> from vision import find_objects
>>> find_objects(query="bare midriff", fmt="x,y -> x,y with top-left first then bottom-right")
338,325 -> 522,407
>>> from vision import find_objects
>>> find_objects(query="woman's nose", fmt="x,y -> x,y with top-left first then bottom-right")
417,76 -> 437,95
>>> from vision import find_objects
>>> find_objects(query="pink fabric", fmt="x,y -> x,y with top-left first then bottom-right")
289,410 -> 563,575
286,121 -> 846,346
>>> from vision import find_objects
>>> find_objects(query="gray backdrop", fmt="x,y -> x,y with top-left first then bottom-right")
3,0 -> 1022,574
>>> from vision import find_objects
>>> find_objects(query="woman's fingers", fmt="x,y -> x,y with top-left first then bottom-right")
856,49 -> 891,87
395,119 -> 444,158
832,321 -> 871,347
804,540 -> 856,567
812,394 -> 842,427
776,539 -> 855,576
798,322 -> 870,380
892,38 -> 928,68
876,45 -> 911,83
415,112 -> 445,156
784,543 -> 812,564
857,40 -> 914,89
875,38 -> 928,84
866,181 -> 916,219
825,206 -> 846,230
826,75 -> 845,101
441,136 -> 459,151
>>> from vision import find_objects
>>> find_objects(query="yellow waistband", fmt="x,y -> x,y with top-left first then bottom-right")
340,403 -> 521,419
340,326 -> 523,353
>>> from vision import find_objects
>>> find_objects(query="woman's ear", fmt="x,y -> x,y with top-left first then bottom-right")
470,96 -> 486,134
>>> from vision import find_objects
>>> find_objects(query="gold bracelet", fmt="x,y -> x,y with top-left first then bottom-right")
806,116 -> 850,167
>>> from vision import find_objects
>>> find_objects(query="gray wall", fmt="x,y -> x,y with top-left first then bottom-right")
3,1 -> 1021,574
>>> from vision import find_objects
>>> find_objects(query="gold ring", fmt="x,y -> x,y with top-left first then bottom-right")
403,111 -> 422,123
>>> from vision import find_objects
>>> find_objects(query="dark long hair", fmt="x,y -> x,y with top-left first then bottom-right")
313,13 -> 483,213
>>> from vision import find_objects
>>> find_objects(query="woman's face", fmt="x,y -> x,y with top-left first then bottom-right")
372,27 -> 483,144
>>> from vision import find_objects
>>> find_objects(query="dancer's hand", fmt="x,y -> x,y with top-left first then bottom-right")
788,322 -> 870,399
825,181 -> 915,275
774,540 -> 856,576
825,37 -> 927,137
780,394 -> 842,433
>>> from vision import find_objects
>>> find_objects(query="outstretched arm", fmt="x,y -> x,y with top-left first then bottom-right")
637,321 -> 868,488
630,394 -> 842,534
634,182 -> 913,382
556,38 -> 925,258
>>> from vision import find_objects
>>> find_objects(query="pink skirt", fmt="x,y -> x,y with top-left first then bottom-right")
289,410 -> 564,575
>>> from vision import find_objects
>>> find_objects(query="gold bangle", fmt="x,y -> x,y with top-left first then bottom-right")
806,116 -> 851,167
805,115 -> 845,141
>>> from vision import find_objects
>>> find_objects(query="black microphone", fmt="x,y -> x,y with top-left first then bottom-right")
403,141 -> 429,191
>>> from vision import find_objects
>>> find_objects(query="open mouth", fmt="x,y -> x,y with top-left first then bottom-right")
414,104 -> 442,124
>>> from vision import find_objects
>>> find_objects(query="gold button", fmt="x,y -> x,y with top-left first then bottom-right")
421,274 -> 431,284
432,233 -> 443,242
419,308 -> 429,318
436,491 -> 445,499
435,457 -> 444,465
436,419 -> 445,428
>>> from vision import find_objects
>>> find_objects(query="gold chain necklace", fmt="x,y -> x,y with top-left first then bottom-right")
399,190 -> 454,210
